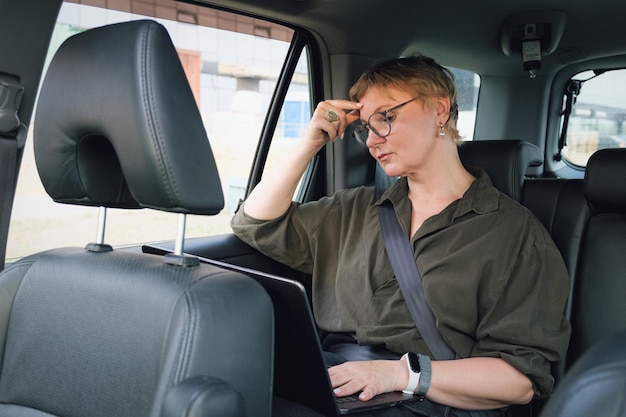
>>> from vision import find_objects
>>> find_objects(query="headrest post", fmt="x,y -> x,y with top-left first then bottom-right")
174,212 -> 186,256
164,213 -> 199,267
96,206 -> 107,245
85,206 -> 113,253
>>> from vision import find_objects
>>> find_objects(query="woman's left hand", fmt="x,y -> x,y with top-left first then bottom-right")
328,359 -> 408,401
328,356 -> 535,409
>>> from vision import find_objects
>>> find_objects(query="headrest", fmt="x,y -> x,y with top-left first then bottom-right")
458,139 -> 543,201
584,148 -> 626,213
33,20 -> 224,215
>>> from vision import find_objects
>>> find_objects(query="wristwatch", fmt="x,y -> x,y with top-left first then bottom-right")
402,352 -> 421,394
402,353 -> 431,395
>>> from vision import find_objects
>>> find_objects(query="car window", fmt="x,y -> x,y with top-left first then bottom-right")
6,1 -> 309,261
450,68 -> 480,141
560,69 -> 626,167
264,49 -> 311,198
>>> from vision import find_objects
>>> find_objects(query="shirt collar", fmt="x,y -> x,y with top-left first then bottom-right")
375,167 -> 500,217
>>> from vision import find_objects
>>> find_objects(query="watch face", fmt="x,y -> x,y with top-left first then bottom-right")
408,353 -> 420,373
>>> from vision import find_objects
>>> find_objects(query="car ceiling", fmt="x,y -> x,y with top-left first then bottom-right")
195,0 -> 626,77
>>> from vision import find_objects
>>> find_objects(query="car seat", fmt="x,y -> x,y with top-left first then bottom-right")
0,20 -> 273,417
566,148 -> 626,367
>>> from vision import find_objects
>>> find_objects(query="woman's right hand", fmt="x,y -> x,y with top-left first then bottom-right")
304,99 -> 363,150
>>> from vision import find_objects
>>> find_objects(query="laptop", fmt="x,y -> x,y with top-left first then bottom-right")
142,245 -> 422,416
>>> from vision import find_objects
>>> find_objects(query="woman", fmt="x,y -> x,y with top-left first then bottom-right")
231,54 -> 570,416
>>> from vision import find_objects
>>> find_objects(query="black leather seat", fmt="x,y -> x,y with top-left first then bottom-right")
0,20 -> 273,417
538,329 -> 626,417
458,139 -> 543,202
566,148 -> 626,368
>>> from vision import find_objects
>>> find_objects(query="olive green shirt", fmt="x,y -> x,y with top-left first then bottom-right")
231,170 -> 571,397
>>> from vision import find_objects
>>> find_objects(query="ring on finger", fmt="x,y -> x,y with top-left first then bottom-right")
326,109 -> 339,122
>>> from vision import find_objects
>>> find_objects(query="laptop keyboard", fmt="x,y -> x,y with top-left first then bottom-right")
335,394 -> 361,404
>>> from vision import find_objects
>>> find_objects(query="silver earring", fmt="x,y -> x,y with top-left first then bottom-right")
439,123 -> 445,137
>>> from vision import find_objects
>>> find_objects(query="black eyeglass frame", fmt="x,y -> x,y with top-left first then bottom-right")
353,96 -> 419,146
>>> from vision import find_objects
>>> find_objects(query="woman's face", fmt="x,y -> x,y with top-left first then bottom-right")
359,86 -> 441,178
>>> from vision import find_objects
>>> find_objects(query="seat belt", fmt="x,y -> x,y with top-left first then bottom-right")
0,135 -> 18,270
375,171 -> 455,360
0,75 -> 25,270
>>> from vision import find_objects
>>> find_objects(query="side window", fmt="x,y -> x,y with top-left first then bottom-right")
6,1 -> 310,261
561,69 -> 626,167
450,68 -> 480,141
265,50 -> 310,193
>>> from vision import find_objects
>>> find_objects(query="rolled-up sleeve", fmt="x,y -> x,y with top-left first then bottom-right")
231,200 -> 317,273
469,213 -> 571,397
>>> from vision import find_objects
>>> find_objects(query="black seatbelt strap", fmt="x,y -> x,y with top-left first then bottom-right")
0,75 -> 25,270
0,135 -> 18,270
375,172 -> 455,360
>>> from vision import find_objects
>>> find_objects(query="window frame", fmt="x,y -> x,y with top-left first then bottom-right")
558,67 -> 626,169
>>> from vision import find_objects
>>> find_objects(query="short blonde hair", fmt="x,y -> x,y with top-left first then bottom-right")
349,54 -> 460,141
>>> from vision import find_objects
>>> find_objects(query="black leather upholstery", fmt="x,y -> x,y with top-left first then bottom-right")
0,20 -> 273,417
538,329 -> 626,417
34,20 -> 223,214
0,249 -> 272,417
583,148 -> 626,214
458,139 -> 543,202
567,148 -> 626,368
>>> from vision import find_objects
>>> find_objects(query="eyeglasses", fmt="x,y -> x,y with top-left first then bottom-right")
353,97 -> 418,146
